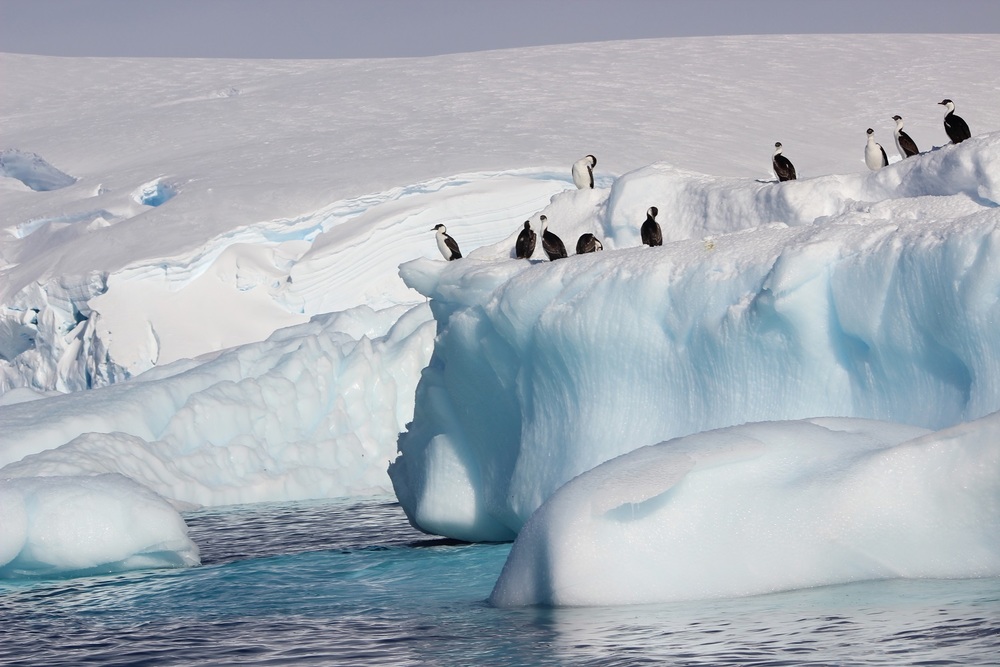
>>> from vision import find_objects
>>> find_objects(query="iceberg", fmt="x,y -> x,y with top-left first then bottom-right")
0,473 -> 199,578
390,134 -> 1000,543
0,304 -> 434,507
489,415 -> 1000,607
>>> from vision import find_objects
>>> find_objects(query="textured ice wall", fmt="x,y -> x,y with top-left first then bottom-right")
0,304 -> 434,507
390,135 -> 1000,542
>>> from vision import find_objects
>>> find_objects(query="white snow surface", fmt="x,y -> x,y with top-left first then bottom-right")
2,35 -> 1000,584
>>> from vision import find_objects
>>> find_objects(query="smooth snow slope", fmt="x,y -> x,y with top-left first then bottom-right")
2,35 -> 999,394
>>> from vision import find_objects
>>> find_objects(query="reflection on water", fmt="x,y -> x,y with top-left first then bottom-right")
0,498 -> 997,666
534,578 -> 1000,666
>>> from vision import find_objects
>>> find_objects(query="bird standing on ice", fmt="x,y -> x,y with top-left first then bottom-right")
540,215 -> 567,260
641,206 -> 662,247
938,99 -> 971,144
576,233 -> 603,254
891,115 -> 920,158
515,220 -> 536,259
772,142 -> 797,181
433,224 -> 462,260
864,128 -> 888,170
572,155 -> 597,189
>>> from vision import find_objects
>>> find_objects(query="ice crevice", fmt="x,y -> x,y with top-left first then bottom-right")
0,168 -> 571,395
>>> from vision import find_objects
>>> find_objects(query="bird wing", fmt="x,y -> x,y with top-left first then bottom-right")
445,235 -> 462,259
773,155 -> 796,181
899,130 -> 919,157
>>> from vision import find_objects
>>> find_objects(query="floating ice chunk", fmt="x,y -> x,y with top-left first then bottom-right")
489,415 -> 1000,607
0,473 -> 199,579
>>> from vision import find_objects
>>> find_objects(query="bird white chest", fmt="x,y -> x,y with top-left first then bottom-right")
571,159 -> 593,189
865,136 -> 885,170
436,231 -> 453,259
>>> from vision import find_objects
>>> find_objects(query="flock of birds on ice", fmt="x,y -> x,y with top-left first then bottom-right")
433,99 -> 977,262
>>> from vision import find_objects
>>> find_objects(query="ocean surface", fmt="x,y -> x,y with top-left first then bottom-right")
1,498 -> 998,666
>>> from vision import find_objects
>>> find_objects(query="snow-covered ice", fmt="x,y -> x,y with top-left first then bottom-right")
4,35 -> 999,394
2,34 -> 1000,584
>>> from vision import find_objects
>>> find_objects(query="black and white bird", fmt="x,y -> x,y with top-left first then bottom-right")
772,142 -> 797,181
864,128 -> 888,171
938,99 -> 972,144
572,154 -> 597,189
640,206 -> 662,247
539,215 -> 567,260
433,224 -> 462,261
891,115 -> 920,158
515,220 -> 536,259
576,233 -> 603,254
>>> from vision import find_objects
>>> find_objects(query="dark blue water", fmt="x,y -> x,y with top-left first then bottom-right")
1,498 -> 998,666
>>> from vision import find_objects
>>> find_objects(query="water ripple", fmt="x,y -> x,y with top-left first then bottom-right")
1,498 -> 998,666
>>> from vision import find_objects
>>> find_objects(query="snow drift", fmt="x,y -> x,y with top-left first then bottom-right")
390,134 -> 1000,543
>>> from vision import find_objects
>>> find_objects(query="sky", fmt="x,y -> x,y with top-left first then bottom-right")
1,0 -> 999,59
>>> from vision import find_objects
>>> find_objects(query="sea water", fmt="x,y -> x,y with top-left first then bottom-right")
1,498 -> 997,666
